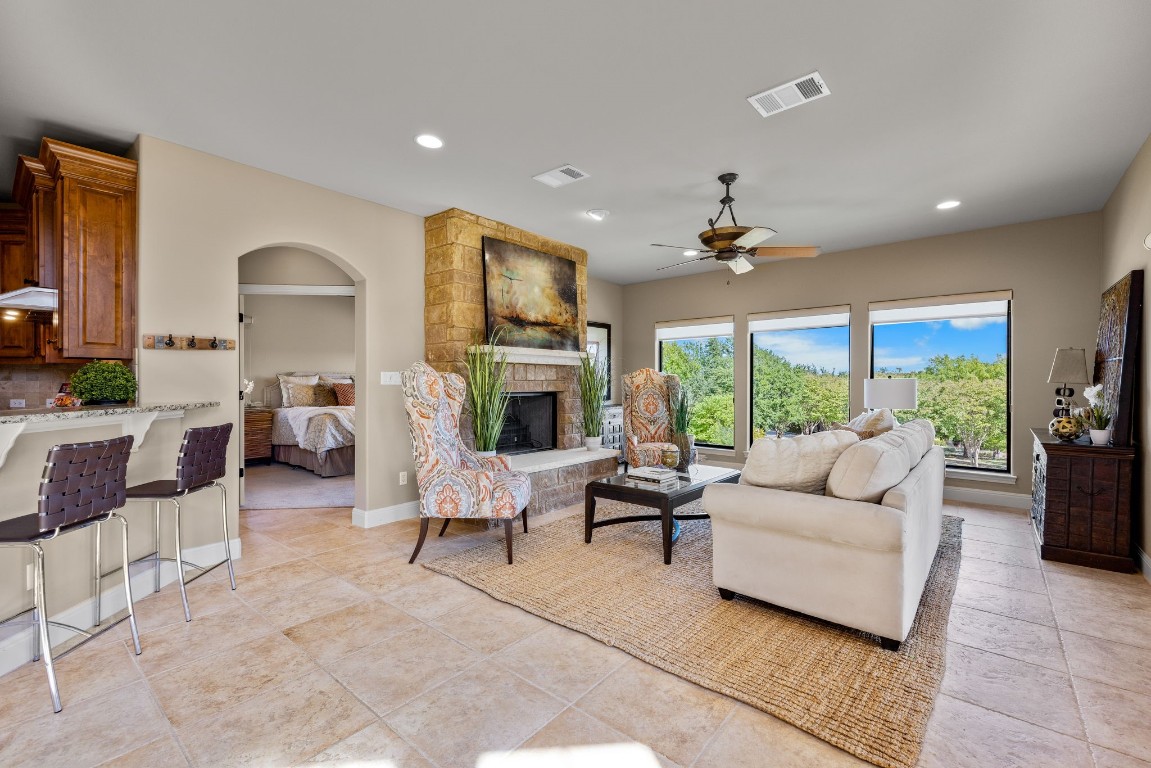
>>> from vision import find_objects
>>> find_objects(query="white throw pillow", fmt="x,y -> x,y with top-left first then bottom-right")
826,430 -> 912,503
847,409 -> 898,434
741,430 -> 859,495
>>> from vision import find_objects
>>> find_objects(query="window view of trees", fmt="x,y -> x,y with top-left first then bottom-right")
873,313 -> 1009,471
751,326 -> 850,438
659,336 -> 734,447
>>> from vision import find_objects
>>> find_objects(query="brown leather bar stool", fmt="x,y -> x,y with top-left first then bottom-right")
0,435 -> 140,713
125,424 -> 235,622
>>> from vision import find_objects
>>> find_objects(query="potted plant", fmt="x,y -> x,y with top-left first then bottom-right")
465,327 -> 510,456
1082,383 -> 1112,446
671,386 -> 695,471
577,353 -> 610,450
70,361 -> 138,405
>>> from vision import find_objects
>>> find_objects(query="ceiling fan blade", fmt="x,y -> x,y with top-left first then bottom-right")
650,244 -> 717,253
749,245 -> 821,259
726,255 -> 755,275
732,227 -> 776,248
656,255 -> 716,271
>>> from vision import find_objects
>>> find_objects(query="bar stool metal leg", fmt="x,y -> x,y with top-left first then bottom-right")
93,521 -> 102,626
33,543 -> 61,713
171,499 -> 191,623
153,501 -> 162,594
115,513 -> 141,655
217,483 -> 236,590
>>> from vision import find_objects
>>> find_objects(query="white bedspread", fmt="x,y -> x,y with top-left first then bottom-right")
272,406 -> 355,454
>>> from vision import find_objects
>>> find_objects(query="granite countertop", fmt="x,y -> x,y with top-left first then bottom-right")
0,401 -> 220,425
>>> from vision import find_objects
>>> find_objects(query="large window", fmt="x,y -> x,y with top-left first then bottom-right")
657,318 -> 734,448
870,292 -> 1011,472
750,307 -> 850,438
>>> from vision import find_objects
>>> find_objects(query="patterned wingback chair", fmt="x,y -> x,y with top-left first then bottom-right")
401,361 -> 532,563
622,368 -> 696,467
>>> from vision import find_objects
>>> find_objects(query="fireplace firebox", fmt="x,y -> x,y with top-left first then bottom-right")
496,392 -> 557,455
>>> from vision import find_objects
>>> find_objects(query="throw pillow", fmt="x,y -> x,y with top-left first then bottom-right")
285,382 -> 329,407
277,373 -> 319,405
313,384 -> 339,407
741,430 -> 859,495
825,430 -> 912,503
332,382 -> 355,406
833,409 -> 898,439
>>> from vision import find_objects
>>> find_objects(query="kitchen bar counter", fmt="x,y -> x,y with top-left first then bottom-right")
0,401 -> 220,468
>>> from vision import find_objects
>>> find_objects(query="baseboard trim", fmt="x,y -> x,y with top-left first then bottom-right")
943,485 -> 1030,510
353,500 -> 420,529
1140,547 -> 1151,587
0,537 -> 241,678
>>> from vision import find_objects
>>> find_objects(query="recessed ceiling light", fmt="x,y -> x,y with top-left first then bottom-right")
585,209 -> 609,221
683,249 -> 700,257
415,134 -> 443,149
936,200 -> 961,210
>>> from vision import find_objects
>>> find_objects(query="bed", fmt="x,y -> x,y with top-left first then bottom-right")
270,372 -> 356,477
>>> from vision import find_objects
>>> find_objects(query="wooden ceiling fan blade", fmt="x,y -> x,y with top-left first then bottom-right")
750,246 -> 821,259
651,244 -> 716,253
732,227 -> 776,248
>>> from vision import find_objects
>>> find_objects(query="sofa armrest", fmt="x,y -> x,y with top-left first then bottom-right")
703,482 -> 906,552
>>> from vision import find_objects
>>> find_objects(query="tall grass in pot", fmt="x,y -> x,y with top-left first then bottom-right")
578,353 -> 610,449
465,328 -> 511,454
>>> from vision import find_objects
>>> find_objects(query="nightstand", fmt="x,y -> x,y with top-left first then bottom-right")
244,407 -> 273,464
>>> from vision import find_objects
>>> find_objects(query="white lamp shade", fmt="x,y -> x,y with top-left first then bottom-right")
1047,347 -> 1090,385
864,378 -> 918,410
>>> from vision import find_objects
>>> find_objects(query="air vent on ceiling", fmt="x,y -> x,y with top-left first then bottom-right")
746,71 -> 830,118
532,164 -> 590,188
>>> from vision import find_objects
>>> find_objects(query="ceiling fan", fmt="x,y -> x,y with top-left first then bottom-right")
651,172 -> 820,274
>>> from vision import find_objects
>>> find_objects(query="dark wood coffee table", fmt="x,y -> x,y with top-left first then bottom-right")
584,464 -> 741,564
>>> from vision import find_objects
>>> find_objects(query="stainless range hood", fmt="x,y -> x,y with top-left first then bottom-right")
0,286 -> 58,310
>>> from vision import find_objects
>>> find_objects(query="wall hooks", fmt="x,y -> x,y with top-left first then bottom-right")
144,334 -> 235,351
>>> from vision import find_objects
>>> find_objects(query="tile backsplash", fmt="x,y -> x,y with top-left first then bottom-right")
0,365 -> 84,409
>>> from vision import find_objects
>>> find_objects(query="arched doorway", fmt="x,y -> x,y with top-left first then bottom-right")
236,244 -> 364,514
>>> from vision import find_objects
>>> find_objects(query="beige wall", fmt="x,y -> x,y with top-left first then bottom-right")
1101,131 -> 1151,559
135,135 -> 425,538
239,245 -> 355,286
620,213 -> 1104,499
241,294 -> 355,405
587,276 -> 624,403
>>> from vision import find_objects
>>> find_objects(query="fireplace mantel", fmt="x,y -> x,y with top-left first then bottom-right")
468,345 -> 583,366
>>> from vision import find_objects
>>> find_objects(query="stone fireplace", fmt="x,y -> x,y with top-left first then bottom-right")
423,208 -> 618,517
497,392 -> 556,455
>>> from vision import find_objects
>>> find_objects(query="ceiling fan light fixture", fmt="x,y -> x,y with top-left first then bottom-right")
683,249 -> 699,257
936,200 -> 961,210
415,134 -> 444,149
585,209 -> 609,221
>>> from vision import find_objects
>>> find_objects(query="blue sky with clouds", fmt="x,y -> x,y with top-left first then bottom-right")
752,317 -> 1007,374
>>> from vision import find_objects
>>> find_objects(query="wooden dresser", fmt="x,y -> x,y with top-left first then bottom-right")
602,405 -> 624,457
1030,428 -> 1137,572
244,407 -> 273,464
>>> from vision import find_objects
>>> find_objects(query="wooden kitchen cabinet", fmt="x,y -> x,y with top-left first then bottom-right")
0,204 -> 36,358
1030,428 -> 1137,572
1,140 -> 137,361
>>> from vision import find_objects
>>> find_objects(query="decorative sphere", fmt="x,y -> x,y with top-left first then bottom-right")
1048,416 -> 1083,442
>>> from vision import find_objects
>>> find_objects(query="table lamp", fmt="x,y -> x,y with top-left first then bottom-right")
1047,347 -> 1090,417
864,377 -> 918,411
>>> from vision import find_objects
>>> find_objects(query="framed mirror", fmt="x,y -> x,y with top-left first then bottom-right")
587,321 -> 612,402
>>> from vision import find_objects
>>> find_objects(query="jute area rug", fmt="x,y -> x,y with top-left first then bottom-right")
425,500 -> 962,768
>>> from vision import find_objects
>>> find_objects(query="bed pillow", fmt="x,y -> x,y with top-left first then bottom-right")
740,430 -> 859,495
332,382 -> 355,406
319,374 -> 354,385
278,373 -> 319,404
285,382 -> 337,407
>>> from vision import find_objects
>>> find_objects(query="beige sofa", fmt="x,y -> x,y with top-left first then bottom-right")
703,420 -> 943,651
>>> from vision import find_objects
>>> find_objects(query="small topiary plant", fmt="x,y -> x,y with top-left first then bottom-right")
70,361 -> 138,404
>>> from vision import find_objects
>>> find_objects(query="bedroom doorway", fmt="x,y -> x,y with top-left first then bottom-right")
237,246 -> 357,510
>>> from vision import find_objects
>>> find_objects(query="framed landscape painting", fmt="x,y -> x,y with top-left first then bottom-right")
482,237 -> 579,351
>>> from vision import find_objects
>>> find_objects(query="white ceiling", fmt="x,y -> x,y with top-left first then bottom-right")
1,1 -> 1150,284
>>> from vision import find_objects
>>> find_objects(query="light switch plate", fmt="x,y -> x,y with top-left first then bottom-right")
8,399 -> 24,409
380,372 -> 402,385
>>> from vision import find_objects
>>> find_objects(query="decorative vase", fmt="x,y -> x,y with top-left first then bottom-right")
672,433 -> 695,472
475,449 -> 497,458
1089,428 -> 1112,446
660,447 -> 680,469
1048,416 -> 1084,443
584,435 -> 603,451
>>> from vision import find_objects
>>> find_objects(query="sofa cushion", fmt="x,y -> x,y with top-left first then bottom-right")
741,430 -> 859,494
895,419 -> 936,468
826,430 -> 912,503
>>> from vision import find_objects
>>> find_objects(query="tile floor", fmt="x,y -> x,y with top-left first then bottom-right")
0,500 -> 1149,767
